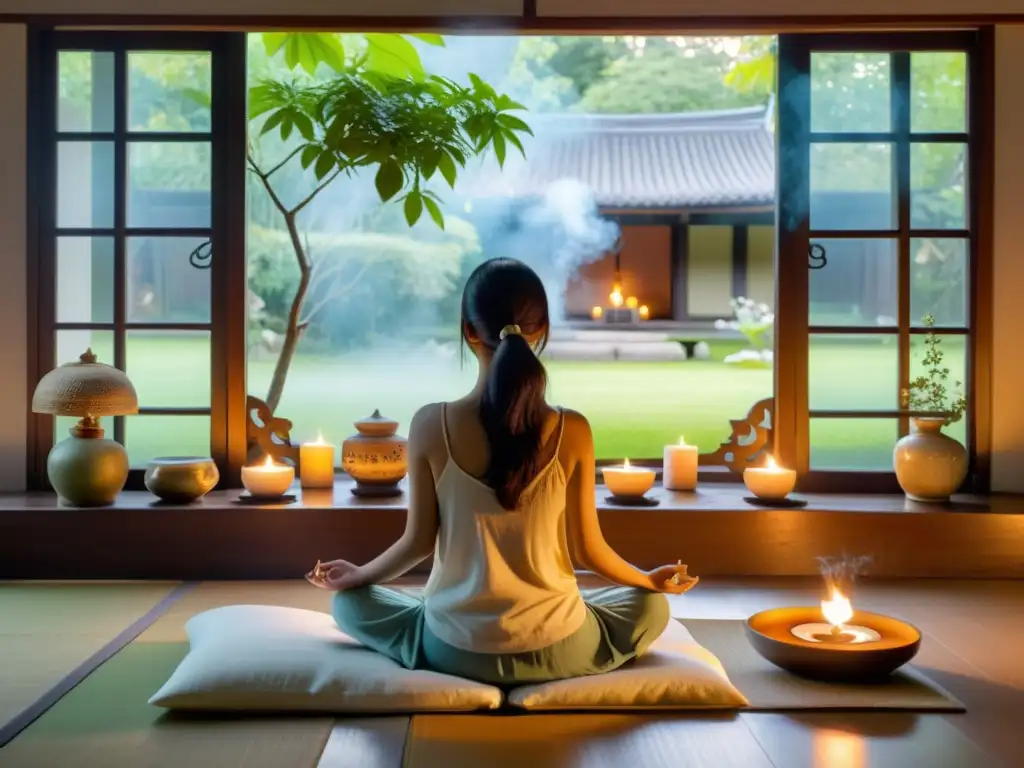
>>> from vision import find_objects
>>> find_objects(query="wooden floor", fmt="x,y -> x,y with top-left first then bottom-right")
324,577 -> 1024,768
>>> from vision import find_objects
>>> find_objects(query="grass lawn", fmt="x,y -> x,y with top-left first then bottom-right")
55,332 -> 967,472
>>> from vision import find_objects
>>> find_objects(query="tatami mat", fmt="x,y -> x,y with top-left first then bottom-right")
685,620 -> 964,712
0,582 -> 180,734
0,581 -> 335,768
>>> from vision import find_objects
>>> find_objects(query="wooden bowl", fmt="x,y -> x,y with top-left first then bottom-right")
745,606 -> 922,682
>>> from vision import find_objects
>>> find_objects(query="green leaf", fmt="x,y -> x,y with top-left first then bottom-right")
375,159 -> 404,201
410,33 -> 445,47
492,130 -> 507,167
365,33 -> 425,80
280,116 -> 294,141
300,144 -> 320,170
284,37 -> 301,71
260,110 -> 285,136
293,112 -> 316,142
307,34 -> 346,73
262,33 -> 288,56
423,196 -> 445,230
468,73 -> 496,99
314,151 -> 336,181
437,152 -> 457,188
404,191 -> 423,227
504,128 -> 526,158
494,94 -> 527,112
247,84 -> 278,119
497,113 -> 532,135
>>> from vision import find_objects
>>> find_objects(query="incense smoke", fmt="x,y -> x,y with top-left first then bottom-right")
816,554 -> 874,596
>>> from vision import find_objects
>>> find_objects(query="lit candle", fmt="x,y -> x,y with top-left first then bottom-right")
790,587 -> 882,644
626,295 -> 639,309
241,455 -> 295,498
638,305 -> 650,320
300,432 -> 335,489
601,458 -> 656,498
609,284 -> 624,308
743,455 -> 797,500
591,305 -> 603,320
663,436 -> 698,491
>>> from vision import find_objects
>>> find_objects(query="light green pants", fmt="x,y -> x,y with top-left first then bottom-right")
332,585 -> 670,686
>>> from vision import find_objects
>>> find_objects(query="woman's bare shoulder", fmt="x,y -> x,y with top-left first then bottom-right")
558,408 -> 594,449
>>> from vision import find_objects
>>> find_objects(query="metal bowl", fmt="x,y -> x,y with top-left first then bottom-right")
745,606 -> 922,682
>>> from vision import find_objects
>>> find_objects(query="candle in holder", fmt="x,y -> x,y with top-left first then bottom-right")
638,305 -> 650,321
300,433 -> 335,489
601,458 -> 656,498
591,306 -> 603,320
743,455 -> 797,500
626,296 -> 639,309
663,437 -> 698,491
241,455 -> 295,498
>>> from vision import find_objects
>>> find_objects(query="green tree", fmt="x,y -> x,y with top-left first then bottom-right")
579,38 -> 767,114
248,33 -> 531,411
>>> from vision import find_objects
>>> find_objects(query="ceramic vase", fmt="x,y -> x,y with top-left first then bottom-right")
341,410 -> 407,497
145,457 -> 220,503
893,417 -> 967,502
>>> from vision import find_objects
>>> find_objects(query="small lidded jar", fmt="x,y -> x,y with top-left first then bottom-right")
341,409 -> 408,497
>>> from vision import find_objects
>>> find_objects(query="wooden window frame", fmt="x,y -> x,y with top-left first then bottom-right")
25,29 -> 248,491
775,31 -> 992,493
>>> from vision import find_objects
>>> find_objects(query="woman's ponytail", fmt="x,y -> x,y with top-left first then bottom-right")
461,259 -> 551,510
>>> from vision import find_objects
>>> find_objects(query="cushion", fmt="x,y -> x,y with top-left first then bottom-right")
149,605 -> 503,712
507,620 -> 748,710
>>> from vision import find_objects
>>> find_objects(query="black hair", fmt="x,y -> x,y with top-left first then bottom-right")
461,258 -> 550,510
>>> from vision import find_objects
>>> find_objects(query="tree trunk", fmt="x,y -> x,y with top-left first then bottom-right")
265,211 -> 311,414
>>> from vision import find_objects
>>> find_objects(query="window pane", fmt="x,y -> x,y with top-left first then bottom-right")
810,418 -> 897,470
56,329 -> 114,367
127,330 -> 210,408
911,52 -> 967,133
58,51 -> 114,133
809,238 -> 897,327
810,144 -> 895,231
810,52 -> 891,133
125,414 -> 210,468
910,332 -> 967,442
911,143 -> 966,230
57,236 -> 114,324
127,142 -> 211,228
810,334 -> 898,411
128,237 -> 211,323
911,238 -> 968,328
58,141 -> 114,229
128,52 -> 212,133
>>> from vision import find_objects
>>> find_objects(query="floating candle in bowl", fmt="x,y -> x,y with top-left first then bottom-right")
241,455 -> 295,498
663,437 -> 698,491
743,455 -> 797,500
601,458 -> 656,498
299,433 -> 335,489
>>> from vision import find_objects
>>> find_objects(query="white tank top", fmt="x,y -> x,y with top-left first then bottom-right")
423,405 -> 588,654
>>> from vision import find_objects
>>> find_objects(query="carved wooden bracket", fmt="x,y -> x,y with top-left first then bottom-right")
246,395 -> 300,467
700,397 -> 774,473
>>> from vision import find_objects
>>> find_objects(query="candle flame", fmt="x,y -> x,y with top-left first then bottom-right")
609,284 -> 624,308
623,458 -> 631,469
639,305 -> 649,320
679,437 -> 687,446
822,587 -> 854,628
315,432 -> 326,445
765,455 -> 778,470
262,455 -> 275,468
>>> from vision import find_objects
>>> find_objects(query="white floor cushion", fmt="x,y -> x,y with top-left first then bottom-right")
149,605 -> 503,712
506,620 -> 749,710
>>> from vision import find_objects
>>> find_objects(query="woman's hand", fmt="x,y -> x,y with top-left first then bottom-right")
646,563 -> 699,595
305,559 -> 361,591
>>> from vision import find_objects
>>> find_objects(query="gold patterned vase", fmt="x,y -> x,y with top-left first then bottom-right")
341,410 -> 407,497
893,417 -> 968,503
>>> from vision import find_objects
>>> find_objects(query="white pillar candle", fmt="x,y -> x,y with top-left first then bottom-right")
743,455 -> 797,500
241,455 -> 295,498
601,458 -> 656,498
663,437 -> 698,491
300,433 -> 335,489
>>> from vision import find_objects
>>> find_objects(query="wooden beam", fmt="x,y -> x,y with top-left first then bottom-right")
731,224 -> 749,299
670,223 -> 688,321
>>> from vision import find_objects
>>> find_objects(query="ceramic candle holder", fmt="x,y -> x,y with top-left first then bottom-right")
241,457 -> 295,498
743,458 -> 797,500
601,461 -> 656,498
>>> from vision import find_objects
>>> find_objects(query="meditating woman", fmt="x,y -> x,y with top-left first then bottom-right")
307,257 -> 697,684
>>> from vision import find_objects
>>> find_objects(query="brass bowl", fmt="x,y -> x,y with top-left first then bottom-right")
745,606 -> 921,682
144,457 -> 220,503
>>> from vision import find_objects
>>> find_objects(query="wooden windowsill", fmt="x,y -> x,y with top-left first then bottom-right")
0,476 -> 1012,515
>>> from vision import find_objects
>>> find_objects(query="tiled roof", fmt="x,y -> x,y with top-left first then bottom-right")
455,105 -> 775,211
